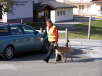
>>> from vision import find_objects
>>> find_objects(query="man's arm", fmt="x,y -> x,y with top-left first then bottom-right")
54,27 -> 58,42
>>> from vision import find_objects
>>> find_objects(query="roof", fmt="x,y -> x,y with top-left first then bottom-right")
92,0 -> 102,1
34,3 -> 54,11
34,1 -> 75,11
42,1 -> 75,9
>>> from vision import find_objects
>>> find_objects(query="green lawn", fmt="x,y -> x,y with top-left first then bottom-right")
59,20 -> 102,40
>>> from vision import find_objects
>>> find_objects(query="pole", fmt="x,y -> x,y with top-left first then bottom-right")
65,28 -> 69,47
88,16 -> 91,40
21,19 -> 23,24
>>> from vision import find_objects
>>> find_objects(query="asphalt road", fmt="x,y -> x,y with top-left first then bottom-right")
0,39 -> 102,76
0,53 -> 102,76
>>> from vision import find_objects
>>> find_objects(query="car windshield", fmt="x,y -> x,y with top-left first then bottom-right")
0,27 -> 9,36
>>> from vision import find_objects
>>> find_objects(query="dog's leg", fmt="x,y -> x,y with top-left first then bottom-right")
55,49 -> 62,63
63,53 -> 67,63
70,49 -> 73,62
69,54 -> 73,62
60,54 -> 64,63
65,54 -> 69,63
55,49 -> 58,63
70,55 -> 73,62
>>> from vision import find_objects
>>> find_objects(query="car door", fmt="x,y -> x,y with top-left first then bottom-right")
10,26 -> 29,52
22,25 -> 42,51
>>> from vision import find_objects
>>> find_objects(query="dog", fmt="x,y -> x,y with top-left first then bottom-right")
55,45 -> 73,62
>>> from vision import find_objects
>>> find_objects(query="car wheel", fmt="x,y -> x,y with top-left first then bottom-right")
3,46 -> 14,60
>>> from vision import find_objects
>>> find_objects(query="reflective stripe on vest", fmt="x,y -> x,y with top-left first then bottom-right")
47,25 -> 56,42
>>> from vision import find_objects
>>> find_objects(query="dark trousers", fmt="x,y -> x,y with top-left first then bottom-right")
44,42 -> 55,62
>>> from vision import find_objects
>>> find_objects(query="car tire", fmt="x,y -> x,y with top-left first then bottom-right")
3,46 -> 14,60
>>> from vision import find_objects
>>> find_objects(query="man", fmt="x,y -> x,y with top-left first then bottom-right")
44,19 -> 61,63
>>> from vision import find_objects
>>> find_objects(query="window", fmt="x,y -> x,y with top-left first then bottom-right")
57,11 -> 60,16
38,11 -> 44,18
79,5 -> 84,10
57,10 -> 66,16
63,11 -> 66,15
0,27 -> 9,36
10,26 -> 23,35
60,11 -> 63,16
22,25 -> 34,34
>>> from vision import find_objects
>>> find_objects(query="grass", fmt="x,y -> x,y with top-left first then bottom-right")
59,32 -> 88,39
59,20 -> 102,40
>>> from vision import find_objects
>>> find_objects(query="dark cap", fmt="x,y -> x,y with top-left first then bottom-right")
46,19 -> 52,23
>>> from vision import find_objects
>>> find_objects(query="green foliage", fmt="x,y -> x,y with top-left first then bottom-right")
0,0 -> 14,12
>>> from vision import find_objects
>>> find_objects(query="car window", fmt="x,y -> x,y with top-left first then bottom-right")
22,25 -> 34,34
10,26 -> 23,35
0,27 -> 9,36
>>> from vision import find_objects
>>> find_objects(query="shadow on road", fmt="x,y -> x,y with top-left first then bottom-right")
0,52 -> 47,61
72,48 -> 85,55
0,49 -> 102,63
72,58 -> 102,63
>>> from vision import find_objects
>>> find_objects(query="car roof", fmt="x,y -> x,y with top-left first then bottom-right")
0,23 -> 25,27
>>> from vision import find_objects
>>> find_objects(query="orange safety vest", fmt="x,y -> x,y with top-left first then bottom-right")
47,25 -> 56,42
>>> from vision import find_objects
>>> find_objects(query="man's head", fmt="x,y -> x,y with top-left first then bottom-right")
46,19 -> 53,26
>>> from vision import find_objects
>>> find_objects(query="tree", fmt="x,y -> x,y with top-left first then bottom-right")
0,0 -> 14,12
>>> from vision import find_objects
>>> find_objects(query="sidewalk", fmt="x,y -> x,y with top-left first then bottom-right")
58,39 -> 102,59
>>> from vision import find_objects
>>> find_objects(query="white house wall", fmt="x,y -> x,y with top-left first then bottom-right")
73,8 -> 79,15
2,12 -> 7,23
61,0 -> 102,17
51,10 -> 56,23
56,0 -> 64,3
73,4 -> 101,16
7,0 -> 33,22
73,6 -> 89,15
88,4 -> 101,16
52,8 -> 73,22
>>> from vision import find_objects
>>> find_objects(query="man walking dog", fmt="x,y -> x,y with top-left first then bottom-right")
43,19 -> 61,63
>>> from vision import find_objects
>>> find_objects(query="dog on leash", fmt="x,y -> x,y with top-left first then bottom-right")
55,45 -> 73,62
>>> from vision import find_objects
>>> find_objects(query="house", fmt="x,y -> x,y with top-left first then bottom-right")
92,0 -> 102,17
57,0 -> 102,17
0,0 -> 74,23
33,0 -> 75,23
47,1 -> 75,22
0,0 -> 33,23
33,2 -> 54,24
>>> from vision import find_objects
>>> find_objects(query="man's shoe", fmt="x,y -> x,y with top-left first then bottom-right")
43,59 -> 49,63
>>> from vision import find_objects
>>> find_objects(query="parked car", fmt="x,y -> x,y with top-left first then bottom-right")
0,23 -> 49,60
